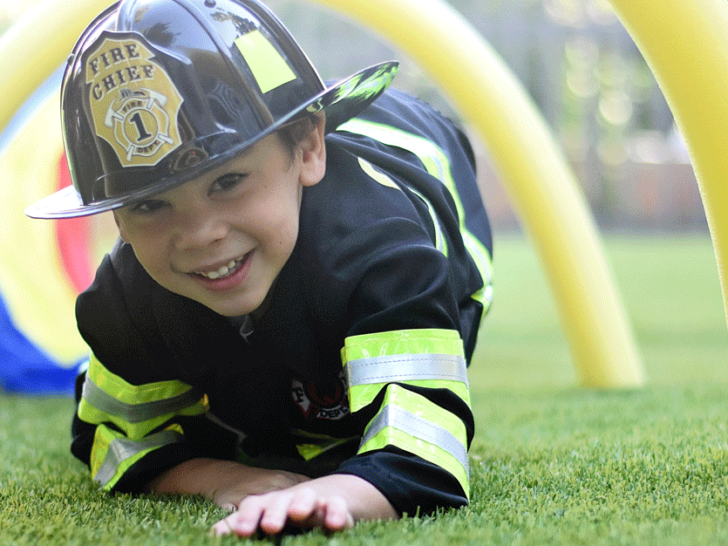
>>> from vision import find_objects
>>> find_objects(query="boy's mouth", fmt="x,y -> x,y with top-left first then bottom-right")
194,255 -> 246,280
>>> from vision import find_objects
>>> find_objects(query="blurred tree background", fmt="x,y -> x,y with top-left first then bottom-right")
266,0 -> 704,233
1,0 -> 706,232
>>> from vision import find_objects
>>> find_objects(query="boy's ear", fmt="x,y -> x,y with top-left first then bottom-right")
298,114 -> 326,187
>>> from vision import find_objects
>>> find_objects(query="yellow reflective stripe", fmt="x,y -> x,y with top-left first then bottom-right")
408,186 -> 448,255
349,379 -> 470,414
90,423 -> 183,490
462,230 -> 493,311
339,118 -> 466,229
358,384 -> 469,498
342,329 -> 470,412
358,157 -> 401,191
295,438 -> 350,461
82,375 -> 204,424
78,354 -> 208,438
338,118 -> 493,313
233,30 -> 296,94
342,328 -> 464,360
292,430 -> 357,461
357,155 -> 446,254
85,354 -> 197,405
296,443 -> 324,461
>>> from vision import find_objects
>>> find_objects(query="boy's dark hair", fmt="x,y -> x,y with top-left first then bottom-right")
277,115 -> 319,160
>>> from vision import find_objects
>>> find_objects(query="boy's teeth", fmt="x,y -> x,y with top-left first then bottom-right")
197,258 -> 242,279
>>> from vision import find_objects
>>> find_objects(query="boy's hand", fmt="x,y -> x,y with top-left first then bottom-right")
211,486 -> 354,536
211,468 -> 310,512
210,474 -> 397,537
146,458 -> 309,510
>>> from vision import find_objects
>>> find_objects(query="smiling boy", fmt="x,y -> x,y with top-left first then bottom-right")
27,0 -> 493,537
113,126 -> 323,319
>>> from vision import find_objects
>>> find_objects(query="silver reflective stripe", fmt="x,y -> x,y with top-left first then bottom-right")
94,429 -> 183,487
82,377 -> 202,423
346,353 -> 468,387
360,404 -> 469,476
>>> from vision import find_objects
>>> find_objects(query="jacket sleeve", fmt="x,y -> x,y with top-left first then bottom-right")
309,93 -> 491,516
301,163 -> 483,515
327,227 -> 476,516
334,328 -> 474,516
71,245 -> 237,493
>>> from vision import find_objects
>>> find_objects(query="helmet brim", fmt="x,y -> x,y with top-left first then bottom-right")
25,60 -> 399,219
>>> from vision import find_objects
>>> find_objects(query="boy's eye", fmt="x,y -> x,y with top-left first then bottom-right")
211,174 -> 245,193
129,199 -> 166,214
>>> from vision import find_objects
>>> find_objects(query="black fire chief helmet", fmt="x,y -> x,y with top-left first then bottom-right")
26,0 -> 398,219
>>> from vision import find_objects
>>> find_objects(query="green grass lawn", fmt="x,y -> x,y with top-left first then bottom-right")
2,234 -> 728,545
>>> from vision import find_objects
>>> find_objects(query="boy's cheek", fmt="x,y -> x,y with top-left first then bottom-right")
112,212 -> 129,243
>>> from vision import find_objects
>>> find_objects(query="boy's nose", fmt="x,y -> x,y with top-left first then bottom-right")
172,209 -> 229,250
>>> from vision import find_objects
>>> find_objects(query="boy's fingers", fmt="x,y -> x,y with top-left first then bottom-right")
211,496 -> 266,537
321,496 -> 354,531
285,487 -> 318,521
257,493 -> 297,534
210,489 -> 354,537
210,515 -> 239,537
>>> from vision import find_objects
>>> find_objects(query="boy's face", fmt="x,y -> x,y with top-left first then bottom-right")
113,120 -> 326,317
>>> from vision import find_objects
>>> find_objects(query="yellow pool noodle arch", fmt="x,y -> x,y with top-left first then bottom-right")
0,0 -> 646,386
307,0 -> 645,388
606,0 -> 728,332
